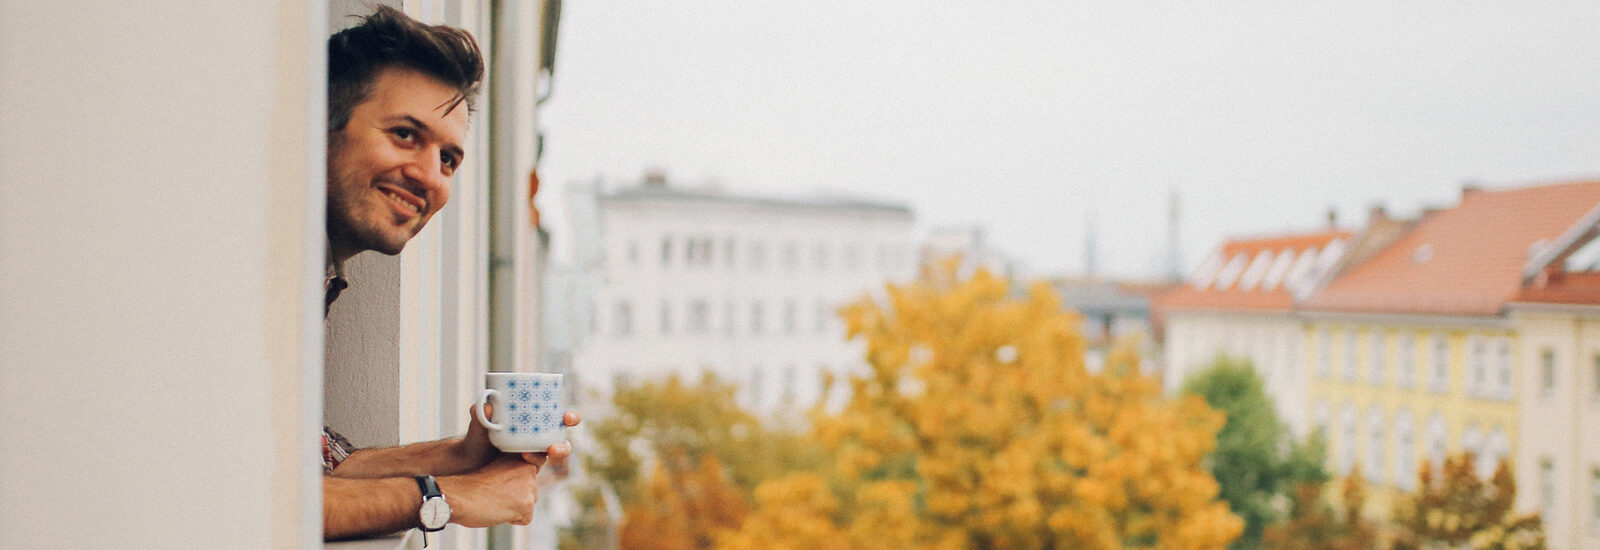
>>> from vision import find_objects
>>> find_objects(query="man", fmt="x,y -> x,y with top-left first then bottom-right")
320,7 -> 579,540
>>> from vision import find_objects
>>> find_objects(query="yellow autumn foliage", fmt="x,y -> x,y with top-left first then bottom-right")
718,263 -> 1242,549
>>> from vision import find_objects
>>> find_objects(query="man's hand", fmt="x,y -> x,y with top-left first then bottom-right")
436,455 -> 543,528
454,403 -> 581,473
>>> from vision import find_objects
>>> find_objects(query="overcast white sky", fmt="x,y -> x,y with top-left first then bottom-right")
535,1 -> 1600,279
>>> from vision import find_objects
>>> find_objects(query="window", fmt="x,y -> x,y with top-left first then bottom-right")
1590,468 -> 1600,532
844,244 -> 862,271
1394,411 -> 1416,489
1398,332 -> 1416,389
612,300 -> 633,337
1494,338 -> 1512,399
688,299 -> 709,334
748,366 -> 766,408
748,241 -> 769,270
660,236 -> 673,267
1462,425 -> 1484,477
1542,348 -> 1557,398
1343,330 -> 1358,382
1365,407 -> 1386,484
1426,413 -> 1448,469
1431,333 -> 1450,393
783,300 -> 797,335
628,240 -> 640,265
782,242 -> 799,270
1339,403 -> 1357,476
1484,428 -> 1509,480
1469,336 -> 1488,397
722,300 -> 736,336
750,300 -> 765,335
723,237 -> 736,268
814,300 -> 829,334
812,243 -> 830,271
1314,401 -> 1331,437
658,300 -> 673,335
1541,459 -> 1555,523
1369,330 -> 1387,386
781,365 -> 798,403
1318,329 -> 1332,379
1593,354 -> 1600,402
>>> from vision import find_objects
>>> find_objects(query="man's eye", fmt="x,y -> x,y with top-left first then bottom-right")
391,127 -> 417,142
442,153 -> 460,174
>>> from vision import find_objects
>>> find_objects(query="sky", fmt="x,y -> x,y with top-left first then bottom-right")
535,1 -> 1600,279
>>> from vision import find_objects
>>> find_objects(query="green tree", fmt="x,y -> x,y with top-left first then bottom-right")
1182,356 -> 1329,549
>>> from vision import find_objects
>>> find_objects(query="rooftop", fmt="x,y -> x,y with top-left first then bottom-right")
1157,229 -> 1350,312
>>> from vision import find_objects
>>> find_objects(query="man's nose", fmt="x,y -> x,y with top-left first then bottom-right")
404,148 -> 450,193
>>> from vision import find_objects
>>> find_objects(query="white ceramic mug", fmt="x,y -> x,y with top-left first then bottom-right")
473,372 -> 566,452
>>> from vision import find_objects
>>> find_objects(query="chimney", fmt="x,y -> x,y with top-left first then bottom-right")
643,169 -> 667,188
1367,202 -> 1388,224
1326,207 -> 1338,229
1461,180 -> 1483,200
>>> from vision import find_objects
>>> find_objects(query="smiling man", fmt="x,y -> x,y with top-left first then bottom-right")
319,7 -> 578,541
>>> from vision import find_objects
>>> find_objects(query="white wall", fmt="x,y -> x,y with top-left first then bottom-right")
0,1 -> 324,548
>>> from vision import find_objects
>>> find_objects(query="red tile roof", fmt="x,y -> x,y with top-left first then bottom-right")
1305,180 -> 1600,316
1157,230 -> 1349,312
1514,272 -> 1600,306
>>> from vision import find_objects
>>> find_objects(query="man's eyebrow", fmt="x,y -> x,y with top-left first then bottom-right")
388,115 -> 464,159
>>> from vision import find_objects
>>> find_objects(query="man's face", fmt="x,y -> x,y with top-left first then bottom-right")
327,67 -> 467,257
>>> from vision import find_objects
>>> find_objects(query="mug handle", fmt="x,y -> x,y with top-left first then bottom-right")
474,389 -> 505,431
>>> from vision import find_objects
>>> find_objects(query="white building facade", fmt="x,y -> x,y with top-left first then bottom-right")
569,178 -> 916,414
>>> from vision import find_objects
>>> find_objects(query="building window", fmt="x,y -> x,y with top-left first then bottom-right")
660,236 -> 673,267
812,243 -> 830,271
814,300 -> 829,334
750,301 -> 765,335
628,240 -> 640,265
1484,428 -> 1509,480
658,300 -> 673,335
1431,333 -> 1450,394
722,300 -> 736,337
783,300 -> 798,335
1593,354 -> 1600,403
1398,332 -> 1416,389
1462,425 -> 1484,477
781,365 -> 798,404
748,365 -> 766,408
782,242 -> 799,270
1394,411 -> 1416,490
1369,330 -> 1387,386
688,299 -> 710,334
1494,338 -> 1512,399
748,241 -> 768,270
1542,348 -> 1557,399
613,300 -> 633,337
1318,329 -> 1332,379
1470,336 -> 1488,397
1343,330 -> 1358,382
1590,468 -> 1600,532
1541,459 -> 1555,524
1426,413 -> 1448,469
844,244 -> 862,272
1365,407 -> 1386,484
723,237 -> 736,268
1339,403 -> 1357,476
1314,401 -> 1330,437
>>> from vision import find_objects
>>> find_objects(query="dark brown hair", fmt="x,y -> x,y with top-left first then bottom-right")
327,5 -> 484,132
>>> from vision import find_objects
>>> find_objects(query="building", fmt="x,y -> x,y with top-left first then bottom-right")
1508,200 -> 1600,549
1054,277 -> 1175,374
568,174 -> 917,414
1157,227 -> 1351,436
2,1 -> 565,548
1301,181 -> 1600,542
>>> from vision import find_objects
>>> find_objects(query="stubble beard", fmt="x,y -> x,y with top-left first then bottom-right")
326,138 -> 409,257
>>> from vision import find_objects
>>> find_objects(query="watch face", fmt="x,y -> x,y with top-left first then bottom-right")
420,498 -> 451,530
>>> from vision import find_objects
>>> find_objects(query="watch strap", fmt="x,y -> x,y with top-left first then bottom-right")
415,475 -> 442,499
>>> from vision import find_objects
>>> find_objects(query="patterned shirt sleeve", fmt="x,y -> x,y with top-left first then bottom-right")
323,426 -> 358,475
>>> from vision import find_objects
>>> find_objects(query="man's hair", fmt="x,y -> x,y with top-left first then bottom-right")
327,5 -> 484,132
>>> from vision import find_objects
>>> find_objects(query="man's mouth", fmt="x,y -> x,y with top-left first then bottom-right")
379,186 -> 424,216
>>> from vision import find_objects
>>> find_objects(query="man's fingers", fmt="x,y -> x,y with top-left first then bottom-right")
562,411 -> 581,427
544,441 -> 572,461
521,452 -> 549,468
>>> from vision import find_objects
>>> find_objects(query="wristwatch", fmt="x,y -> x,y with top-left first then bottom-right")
415,475 -> 451,533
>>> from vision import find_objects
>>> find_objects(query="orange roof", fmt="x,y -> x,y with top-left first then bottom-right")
1514,271 -> 1600,306
1157,230 -> 1349,312
1306,180 -> 1600,316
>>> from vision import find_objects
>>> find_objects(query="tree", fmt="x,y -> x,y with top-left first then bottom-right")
1182,356 -> 1330,549
719,265 -> 1242,549
575,372 -> 825,550
1262,470 -> 1378,550
1391,453 -> 1545,550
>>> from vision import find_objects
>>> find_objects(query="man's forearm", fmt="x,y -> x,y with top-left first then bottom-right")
324,476 -> 420,540
332,438 -> 470,478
